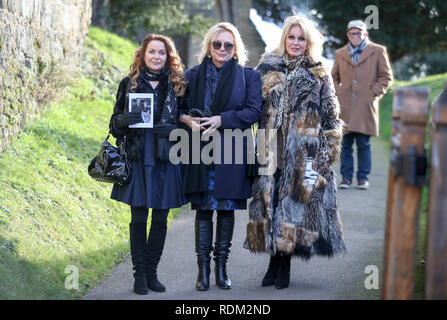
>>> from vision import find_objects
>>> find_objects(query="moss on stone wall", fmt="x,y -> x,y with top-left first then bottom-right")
0,0 -> 91,154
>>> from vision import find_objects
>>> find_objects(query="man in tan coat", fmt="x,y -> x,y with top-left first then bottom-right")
332,20 -> 393,190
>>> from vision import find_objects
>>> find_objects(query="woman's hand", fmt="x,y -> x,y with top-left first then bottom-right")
200,116 -> 222,135
180,114 -> 202,131
115,112 -> 142,128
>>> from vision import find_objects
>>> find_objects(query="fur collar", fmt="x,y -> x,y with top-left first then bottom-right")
256,52 -> 328,80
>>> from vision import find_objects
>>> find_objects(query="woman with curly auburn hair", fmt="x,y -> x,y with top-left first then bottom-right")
128,34 -> 187,95
109,34 -> 187,295
245,14 -> 346,289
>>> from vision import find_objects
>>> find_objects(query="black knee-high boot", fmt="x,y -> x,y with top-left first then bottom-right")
261,252 -> 281,287
129,223 -> 149,294
213,212 -> 235,290
275,253 -> 291,289
195,218 -> 213,291
145,212 -> 168,292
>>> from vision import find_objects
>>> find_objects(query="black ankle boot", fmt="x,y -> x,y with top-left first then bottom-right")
275,253 -> 291,289
262,253 -> 281,287
145,219 -> 167,292
129,223 -> 149,295
213,213 -> 235,290
195,219 -> 213,291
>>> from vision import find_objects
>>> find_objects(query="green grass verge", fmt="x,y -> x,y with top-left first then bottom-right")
0,26 -> 182,299
378,73 -> 447,299
85,26 -> 137,72
379,73 -> 447,142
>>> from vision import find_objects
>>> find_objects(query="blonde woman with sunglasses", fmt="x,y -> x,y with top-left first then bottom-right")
179,22 -> 262,291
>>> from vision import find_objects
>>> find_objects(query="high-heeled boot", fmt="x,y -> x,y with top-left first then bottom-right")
275,253 -> 291,289
195,219 -> 213,291
129,223 -> 149,294
145,219 -> 167,292
261,252 -> 281,287
213,213 -> 235,290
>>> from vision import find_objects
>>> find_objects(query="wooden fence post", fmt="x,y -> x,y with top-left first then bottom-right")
382,87 -> 429,300
425,85 -> 447,299
381,91 -> 402,298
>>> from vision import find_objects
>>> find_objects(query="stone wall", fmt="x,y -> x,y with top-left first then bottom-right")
0,0 -> 92,153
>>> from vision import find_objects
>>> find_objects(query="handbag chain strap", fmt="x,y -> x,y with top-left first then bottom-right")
110,77 -> 133,155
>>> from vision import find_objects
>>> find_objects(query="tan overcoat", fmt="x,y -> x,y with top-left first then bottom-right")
331,41 -> 393,136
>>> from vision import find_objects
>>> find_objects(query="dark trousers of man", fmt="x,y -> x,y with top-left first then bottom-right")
340,132 -> 372,183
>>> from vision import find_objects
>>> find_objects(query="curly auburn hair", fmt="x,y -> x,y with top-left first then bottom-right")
128,34 -> 187,96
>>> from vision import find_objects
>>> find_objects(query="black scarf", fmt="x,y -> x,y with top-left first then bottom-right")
139,67 -> 176,124
188,56 -> 238,116
141,66 -> 167,81
182,57 -> 238,204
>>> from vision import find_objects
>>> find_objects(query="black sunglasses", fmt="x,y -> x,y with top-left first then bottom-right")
211,40 -> 234,51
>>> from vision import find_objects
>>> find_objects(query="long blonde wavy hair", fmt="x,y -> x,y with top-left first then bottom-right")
273,15 -> 324,63
128,34 -> 187,96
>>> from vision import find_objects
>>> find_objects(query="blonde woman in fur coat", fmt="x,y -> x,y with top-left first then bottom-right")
244,15 -> 346,289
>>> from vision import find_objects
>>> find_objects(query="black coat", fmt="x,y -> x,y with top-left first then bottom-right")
109,76 -> 184,160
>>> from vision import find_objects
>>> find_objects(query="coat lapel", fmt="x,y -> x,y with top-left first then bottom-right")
340,45 -> 354,66
224,65 -> 245,111
356,44 -> 374,66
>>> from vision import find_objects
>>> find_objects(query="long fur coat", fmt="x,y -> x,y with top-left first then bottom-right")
244,52 -> 346,259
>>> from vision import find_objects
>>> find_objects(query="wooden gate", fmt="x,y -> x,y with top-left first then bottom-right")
382,85 -> 447,300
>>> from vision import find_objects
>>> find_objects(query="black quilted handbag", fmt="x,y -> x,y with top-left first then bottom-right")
88,133 -> 132,184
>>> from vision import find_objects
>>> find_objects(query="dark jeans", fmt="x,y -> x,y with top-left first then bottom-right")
340,132 -> 371,182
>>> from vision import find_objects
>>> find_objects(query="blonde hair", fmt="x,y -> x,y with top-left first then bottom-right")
197,22 -> 248,66
273,15 -> 324,63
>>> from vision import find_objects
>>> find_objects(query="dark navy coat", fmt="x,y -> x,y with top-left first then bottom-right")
110,77 -> 186,209
184,64 -> 262,200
